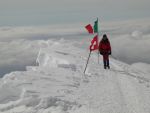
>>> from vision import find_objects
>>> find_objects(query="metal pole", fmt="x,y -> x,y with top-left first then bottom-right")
97,17 -> 100,64
84,51 -> 92,74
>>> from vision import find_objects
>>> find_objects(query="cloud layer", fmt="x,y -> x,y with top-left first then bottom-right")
0,19 -> 150,76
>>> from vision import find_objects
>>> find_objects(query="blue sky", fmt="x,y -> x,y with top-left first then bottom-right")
0,0 -> 150,26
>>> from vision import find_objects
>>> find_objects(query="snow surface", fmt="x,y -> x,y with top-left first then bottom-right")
0,39 -> 150,113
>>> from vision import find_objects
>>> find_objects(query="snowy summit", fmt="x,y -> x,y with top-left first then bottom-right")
0,39 -> 150,113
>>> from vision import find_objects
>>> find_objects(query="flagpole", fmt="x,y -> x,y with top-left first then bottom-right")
97,17 -> 100,64
84,51 -> 91,74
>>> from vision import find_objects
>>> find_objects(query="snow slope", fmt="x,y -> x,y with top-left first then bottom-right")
0,39 -> 150,113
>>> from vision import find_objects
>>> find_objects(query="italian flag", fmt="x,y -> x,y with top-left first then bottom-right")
85,19 -> 99,34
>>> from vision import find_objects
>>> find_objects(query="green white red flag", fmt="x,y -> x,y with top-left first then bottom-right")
85,19 -> 99,34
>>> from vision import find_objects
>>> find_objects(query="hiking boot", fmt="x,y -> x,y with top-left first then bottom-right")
107,66 -> 110,69
104,65 -> 107,69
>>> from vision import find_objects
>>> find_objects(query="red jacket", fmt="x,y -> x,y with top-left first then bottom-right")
99,39 -> 111,55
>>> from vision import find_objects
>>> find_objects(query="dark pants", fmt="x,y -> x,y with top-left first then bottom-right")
103,55 -> 110,69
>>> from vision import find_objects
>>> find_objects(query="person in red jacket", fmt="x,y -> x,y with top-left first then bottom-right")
99,34 -> 111,69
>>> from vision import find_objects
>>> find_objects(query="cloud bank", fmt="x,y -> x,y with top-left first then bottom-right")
0,19 -> 150,76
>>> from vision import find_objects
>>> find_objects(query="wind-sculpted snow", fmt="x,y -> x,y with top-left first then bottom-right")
0,39 -> 150,113
0,25 -> 84,76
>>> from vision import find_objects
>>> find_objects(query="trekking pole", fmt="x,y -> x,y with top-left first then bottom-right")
98,49 -> 99,64
84,51 -> 91,74
97,17 -> 100,64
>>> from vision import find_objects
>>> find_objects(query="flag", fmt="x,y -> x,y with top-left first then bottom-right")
85,24 -> 93,34
94,19 -> 98,33
89,35 -> 99,51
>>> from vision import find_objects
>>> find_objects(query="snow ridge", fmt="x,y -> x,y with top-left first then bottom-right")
0,39 -> 150,113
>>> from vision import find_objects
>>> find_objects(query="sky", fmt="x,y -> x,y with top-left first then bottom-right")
0,0 -> 150,26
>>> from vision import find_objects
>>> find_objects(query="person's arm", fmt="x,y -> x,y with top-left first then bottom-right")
108,41 -> 111,55
99,41 -> 103,55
